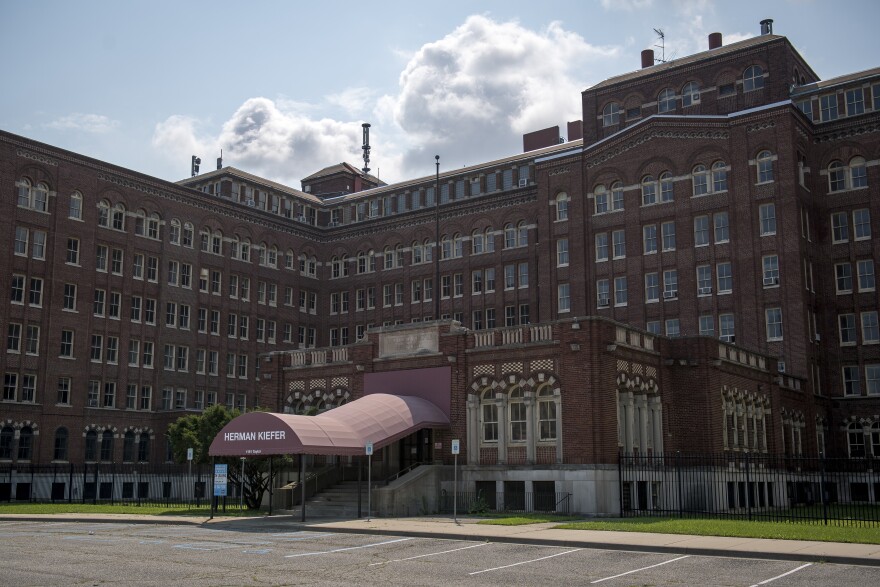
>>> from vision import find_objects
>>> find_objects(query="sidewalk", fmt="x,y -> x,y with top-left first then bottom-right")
2,513 -> 879,567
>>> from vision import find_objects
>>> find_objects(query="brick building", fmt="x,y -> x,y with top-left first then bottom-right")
1,22 -> 878,512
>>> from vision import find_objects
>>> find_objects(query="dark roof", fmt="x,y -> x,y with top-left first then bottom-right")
177,166 -> 322,203
590,34 -> 785,91
790,66 -> 880,97
302,162 -> 383,185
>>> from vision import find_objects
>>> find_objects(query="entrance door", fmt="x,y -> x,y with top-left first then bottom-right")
399,429 -> 432,472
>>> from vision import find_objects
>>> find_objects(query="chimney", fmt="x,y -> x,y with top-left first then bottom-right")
708,32 -> 722,50
641,49 -> 654,68
760,19 -> 773,35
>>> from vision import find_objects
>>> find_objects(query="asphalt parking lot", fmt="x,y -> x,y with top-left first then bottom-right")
1,521 -> 878,586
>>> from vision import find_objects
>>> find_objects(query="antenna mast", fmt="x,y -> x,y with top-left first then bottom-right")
361,123 -> 371,175
653,28 -> 666,63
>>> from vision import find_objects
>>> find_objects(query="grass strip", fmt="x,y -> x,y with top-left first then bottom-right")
476,513 -> 581,525
553,517 -> 880,544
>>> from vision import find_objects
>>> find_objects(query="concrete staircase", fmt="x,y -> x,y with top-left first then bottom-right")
293,480 -> 364,518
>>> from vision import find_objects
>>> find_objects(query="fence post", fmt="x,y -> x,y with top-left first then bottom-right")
68,463 -> 73,504
676,451 -> 683,518
617,450 -> 624,517
820,454 -> 828,526
745,452 -> 752,521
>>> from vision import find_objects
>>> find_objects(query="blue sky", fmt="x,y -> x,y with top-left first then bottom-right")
2,0 -> 878,186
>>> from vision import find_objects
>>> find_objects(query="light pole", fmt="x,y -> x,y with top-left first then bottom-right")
240,457 -> 245,510
434,155 -> 440,320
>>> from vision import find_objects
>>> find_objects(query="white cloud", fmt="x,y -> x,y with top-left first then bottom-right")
383,15 -> 618,175
601,0 -> 654,11
45,113 -> 119,133
152,98 -> 366,186
151,16 -> 618,184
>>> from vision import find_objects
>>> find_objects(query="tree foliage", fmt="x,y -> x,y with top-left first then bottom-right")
166,405 -> 282,509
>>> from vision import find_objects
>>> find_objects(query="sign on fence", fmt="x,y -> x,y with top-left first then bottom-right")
213,464 -> 228,497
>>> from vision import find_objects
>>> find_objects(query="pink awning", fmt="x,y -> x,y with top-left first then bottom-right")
208,393 -> 449,457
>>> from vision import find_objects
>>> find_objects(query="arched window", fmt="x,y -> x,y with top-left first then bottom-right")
112,204 -> 126,231
138,433 -> 150,462
483,229 -> 495,253
134,209 -> 147,235
100,431 -> 114,462
743,65 -> 764,91
147,212 -> 160,239
123,431 -> 136,462
16,178 -> 32,208
97,200 -> 111,227
658,88 -> 676,113
84,430 -> 98,461
258,242 -> 267,266
286,249 -> 295,269
712,161 -> 728,192
555,193 -> 569,221
611,181 -> 624,211
850,156 -> 868,188
33,182 -> 49,212
828,160 -> 847,192
17,426 -> 32,460
682,82 -> 700,107
385,245 -> 396,267
471,231 -> 484,255
509,388 -> 527,442
268,245 -> 278,268
517,223 -> 528,247
692,165 -> 709,196
480,389 -> 498,443
0,426 -> 15,459
395,244 -> 404,267
641,176 -> 657,205
757,151 -> 774,183
504,224 -> 517,249
169,219 -> 181,245
54,427 -> 69,461
69,191 -> 83,220
182,222 -> 194,247
594,184 -> 608,214
848,423 -> 866,458
537,386 -> 557,441
659,172 -> 673,202
602,102 -> 620,126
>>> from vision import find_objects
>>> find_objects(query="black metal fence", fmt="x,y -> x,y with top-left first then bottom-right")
439,491 -> 572,516
0,463 -> 246,508
620,452 -> 880,526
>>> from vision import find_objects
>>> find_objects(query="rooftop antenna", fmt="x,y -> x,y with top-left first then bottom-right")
653,28 -> 667,63
190,155 -> 201,177
361,123 -> 371,175
216,149 -> 223,170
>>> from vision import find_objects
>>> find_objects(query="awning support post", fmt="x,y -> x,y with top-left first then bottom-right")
209,456 -> 214,520
300,454 -> 306,522
268,456 -> 273,516
357,457 -> 363,518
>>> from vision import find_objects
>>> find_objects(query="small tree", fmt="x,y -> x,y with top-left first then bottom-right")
166,405 -> 281,509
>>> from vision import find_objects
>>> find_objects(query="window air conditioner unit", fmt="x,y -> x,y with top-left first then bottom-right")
763,276 -> 779,286
296,215 -> 307,223
814,333 -> 821,341
597,296 -> 610,307
246,199 -> 255,207
518,178 -> 529,187
698,287 -> 712,295
663,290 -> 677,299
720,334 -> 735,344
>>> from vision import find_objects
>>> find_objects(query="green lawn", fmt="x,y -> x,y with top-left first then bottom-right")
553,517 -> 880,544
476,513 -> 581,525
0,503 -> 259,517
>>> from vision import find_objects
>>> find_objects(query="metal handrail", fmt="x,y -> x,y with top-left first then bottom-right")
381,461 -> 424,486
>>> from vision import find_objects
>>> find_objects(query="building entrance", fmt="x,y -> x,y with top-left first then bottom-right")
399,429 -> 432,471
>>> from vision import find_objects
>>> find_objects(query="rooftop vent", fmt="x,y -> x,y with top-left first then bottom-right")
760,19 -> 773,35
708,32 -> 722,50
641,49 -> 654,68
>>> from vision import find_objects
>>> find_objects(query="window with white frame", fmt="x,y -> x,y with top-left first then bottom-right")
681,81 -> 700,106
556,238 -> 569,266
661,221 -> 676,251
762,255 -> 779,286
835,262 -> 853,293
765,308 -> 783,341
694,215 -> 709,246
719,314 -> 735,342
857,259 -> 875,291
717,262 -> 732,293
845,87 -> 865,116
759,204 -> 776,235
645,273 -> 659,302
643,225 -> 657,254
831,211 -> 849,242
602,102 -> 620,126
555,193 -> 569,221
743,65 -> 764,91
595,233 -> 609,261
558,283 -> 571,312
641,176 -> 656,205
696,265 -> 712,295
756,150 -> 774,183
839,314 -> 857,345
657,88 -> 676,112
614,276 -> 628,306
612,230 -> 626,258
861,311 -> 879,344
597,279 -> 610,307
480,389 -> 498,442
853,209 -> 871,240
663,270 -> 678,298
843,366 -> 861,395
665,318 -> 680,337
867,365 -> 880,395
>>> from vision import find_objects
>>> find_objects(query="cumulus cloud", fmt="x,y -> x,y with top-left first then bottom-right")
45,113 -> 119,133
383,15 -> 617,175
152,98 -> 366,186
601,0 -> 654,11
152,16 -> 616,184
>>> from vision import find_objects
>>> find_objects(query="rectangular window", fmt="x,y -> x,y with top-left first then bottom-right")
820,94 -> 838,121
612,230 -> 626,258
758,204 -> 776,235
762,255 -> 780,287
66,238 -> 80,264
765,308 -> 783,340
57,377 -> 71,405
839,313 -> 857,345
843,366 -> 860,395
558,283 -> 571,312
645,273 -> 659,302
845,88 -> 864,116
10,274 -> 25,303
60,330 -> 74,357
694,215 -> 709,246
714,212 -> 730,243
614,276 -> 627,306
719,314 -> 735,342
93,289 -> 105,316
854,209 -> 871,240
29,278 -> 43,306
595,233 -> 608,262
63,283 -> 77,311
142,342 -> 153,368
696,265 -> 712,295
665,318 -> 680,337
662,269 -> 678,298
7,323 -> 21,352
717,262 -> 732,293
857,259 -> 875,291
597,279 -> 610,307
699,315 -> 715,336
862,311 -> 880,344
836,262 -> 853,293
643,225 -> 657,254
518,263 -> 528,288
557,238 -> 569,266
661,221 -> 676,251
128,339 -> 140,366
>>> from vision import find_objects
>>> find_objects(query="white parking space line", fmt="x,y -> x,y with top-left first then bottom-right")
749,563 -> 813,586
271,532 -> 338,541
590,555 -> 691,583
469,548 -> 582,575
284,537 -> 414,558
369,542 -> 489,565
